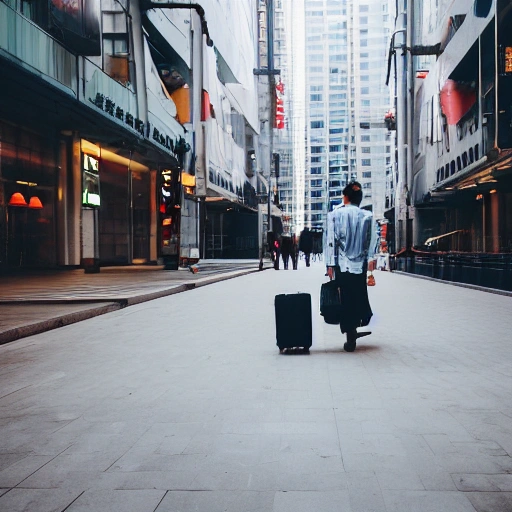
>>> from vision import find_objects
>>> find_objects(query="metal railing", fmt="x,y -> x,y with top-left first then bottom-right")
393,251 -> 512,291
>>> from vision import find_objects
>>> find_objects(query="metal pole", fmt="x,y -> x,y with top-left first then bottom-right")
268,0 -> 275,239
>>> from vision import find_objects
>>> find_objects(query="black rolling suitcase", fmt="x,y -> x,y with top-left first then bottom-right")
274,293 -> 312,353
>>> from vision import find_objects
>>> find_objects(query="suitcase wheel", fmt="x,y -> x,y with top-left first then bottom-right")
278,347 -> 310,355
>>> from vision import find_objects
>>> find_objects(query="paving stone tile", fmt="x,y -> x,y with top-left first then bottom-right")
465,491 -> 512,512
0,488 -> 83,512
277,433 -> 341,457
382,490 -> 478,512
155,490 -> 275,512
273,490 -> 351,512
376,470 -> 425,491
0,455 -> 54,487
275,471 -> 347,492
0,452 -> 31,472
452,473 -> 512,492
97,470 -> 198,490
342,453 -> 414,473
66,489 -> 166,512
417,471 -> 458,491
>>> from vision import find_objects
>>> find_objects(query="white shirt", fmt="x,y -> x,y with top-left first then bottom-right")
324,204 -> 378,274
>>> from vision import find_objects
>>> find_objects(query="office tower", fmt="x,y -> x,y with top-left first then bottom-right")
304,0 -> 395,229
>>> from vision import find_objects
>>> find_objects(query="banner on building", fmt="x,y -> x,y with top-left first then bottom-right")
275,81 -> 285,129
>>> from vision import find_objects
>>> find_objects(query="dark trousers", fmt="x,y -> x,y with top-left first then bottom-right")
334,264 -> 372,334
282,252 -> 290,270
304,253 -> 311,267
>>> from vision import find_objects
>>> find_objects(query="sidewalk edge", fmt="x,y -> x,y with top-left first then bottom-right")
0,303 -> 121,346
0,267 -> 268,345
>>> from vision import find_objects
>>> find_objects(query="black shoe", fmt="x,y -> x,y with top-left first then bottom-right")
343,341 -> 356,352
344,329 -> 357,352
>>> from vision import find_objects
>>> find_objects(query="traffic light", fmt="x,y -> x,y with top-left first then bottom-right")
273,153 -> 280,179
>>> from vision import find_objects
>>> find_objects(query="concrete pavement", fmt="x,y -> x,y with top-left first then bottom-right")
1,263 -> 512,511
0,260 -> 273,344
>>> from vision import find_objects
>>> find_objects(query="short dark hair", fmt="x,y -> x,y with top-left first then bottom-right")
342,181 -> 363,206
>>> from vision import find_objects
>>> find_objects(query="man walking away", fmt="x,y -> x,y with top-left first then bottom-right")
299,227 -> 314,267
280,235 -> 293,270
324,181 -> 377,352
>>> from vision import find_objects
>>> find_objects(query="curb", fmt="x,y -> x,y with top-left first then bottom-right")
0,303 -> 121,345
393,271 -> 512,297
0,266 -> 269,345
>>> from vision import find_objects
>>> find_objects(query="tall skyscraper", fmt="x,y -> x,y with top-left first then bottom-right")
303,0 -> 395,230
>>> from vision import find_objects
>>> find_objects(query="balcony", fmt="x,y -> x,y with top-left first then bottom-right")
0,1 -> 77,96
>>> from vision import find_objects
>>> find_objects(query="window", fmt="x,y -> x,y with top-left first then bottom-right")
309,67 -> 323,73
310,94 -> 323,101
311,146 -> 324,154
362,159 -> 371,166
361,99 -> 371,107
329,54 -> 346,62
360,16 -> 368,24
311,179 -> 323,187
362,171 -> 372,178
311,203 -> 323,210
329,145 -> 342,152
360,62 -> 369,70
360,52 -> 369,59
311,156 -> 323,163
309,54 -> 323,61
311,190 -> 322,198
361,87 -> 369,94
363,182 -> 372,189
362,147 -> 371,153
311,120 -> 324,129
361,75 -> 369,81
310,167 -> 322,174
330,128 -> 343,134
330,94 -> 346,100
310,85 -> 323,91
359,5 -> 369,12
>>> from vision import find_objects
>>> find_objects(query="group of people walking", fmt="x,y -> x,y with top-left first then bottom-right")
270,227 -> 321,270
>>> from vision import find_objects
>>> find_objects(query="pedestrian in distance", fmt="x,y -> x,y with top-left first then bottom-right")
290,233 -> 298,270
299,227 -> 314,267
280,235 -> 293,270
324,181 -> 378,352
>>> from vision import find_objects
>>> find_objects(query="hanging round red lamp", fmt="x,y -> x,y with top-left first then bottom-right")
28,196 -> 43,209
8,192 -> 28,207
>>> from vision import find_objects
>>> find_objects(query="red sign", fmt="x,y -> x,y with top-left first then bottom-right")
275,81 -> 285,129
